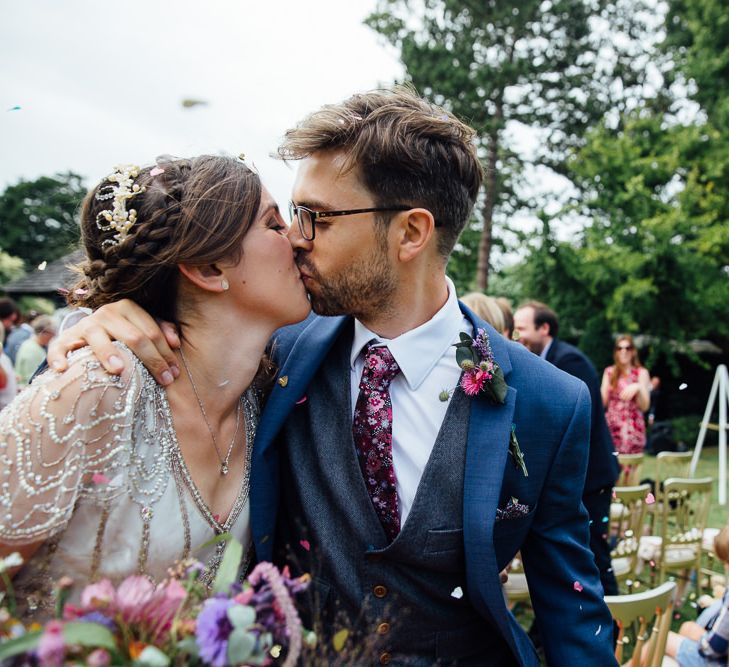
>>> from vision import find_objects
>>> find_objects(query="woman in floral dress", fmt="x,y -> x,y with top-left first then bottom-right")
601,334 -> 652,454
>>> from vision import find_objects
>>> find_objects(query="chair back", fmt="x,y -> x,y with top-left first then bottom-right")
655,451 -> 693,489
610,483 -> 651,583
605,581 -> 676,667
656,477 -> 713,582
617,453 -> 644,487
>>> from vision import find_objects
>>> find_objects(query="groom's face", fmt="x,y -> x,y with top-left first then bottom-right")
288,150 -> 397,320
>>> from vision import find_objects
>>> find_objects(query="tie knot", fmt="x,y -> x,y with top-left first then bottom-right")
362,344 -> 400,387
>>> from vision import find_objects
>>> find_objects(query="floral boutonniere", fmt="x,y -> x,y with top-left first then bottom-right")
453,329 -> 528,477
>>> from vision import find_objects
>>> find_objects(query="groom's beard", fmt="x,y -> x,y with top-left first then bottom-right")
296,244 -> 397,321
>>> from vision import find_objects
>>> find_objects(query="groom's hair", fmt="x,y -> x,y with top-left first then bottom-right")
277,85 -> 483,259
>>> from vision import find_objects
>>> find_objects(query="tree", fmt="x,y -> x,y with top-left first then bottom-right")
0,172 -> 85,270
366,0 -> 660,290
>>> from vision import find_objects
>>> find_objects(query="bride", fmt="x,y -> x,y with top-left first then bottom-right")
0,156 -> 310,618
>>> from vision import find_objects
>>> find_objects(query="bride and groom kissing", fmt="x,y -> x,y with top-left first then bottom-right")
1,87 -> 617,666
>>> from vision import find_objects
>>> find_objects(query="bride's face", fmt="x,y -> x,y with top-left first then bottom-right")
222,187 -> 310,327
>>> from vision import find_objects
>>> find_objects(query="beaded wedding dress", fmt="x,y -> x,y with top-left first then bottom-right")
0,343 -> 257,620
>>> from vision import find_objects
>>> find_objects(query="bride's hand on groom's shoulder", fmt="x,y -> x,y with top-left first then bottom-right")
47,300 -> 181,386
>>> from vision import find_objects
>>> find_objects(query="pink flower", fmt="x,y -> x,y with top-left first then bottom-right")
37,620 -> 65,667
115,575 -> 157,624
368,395 -> 385,412
460,370 -> 486,396
141,579 -> 187,639
81,578 -> 116,611
87,648 -> 111,667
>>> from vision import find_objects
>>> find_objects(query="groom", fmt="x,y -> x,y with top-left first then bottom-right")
49,88 -> 616,665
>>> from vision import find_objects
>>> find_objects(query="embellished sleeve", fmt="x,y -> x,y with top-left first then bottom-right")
0,345 -> 141,544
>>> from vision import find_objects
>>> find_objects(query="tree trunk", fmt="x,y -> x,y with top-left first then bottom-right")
475,130 -> 499,291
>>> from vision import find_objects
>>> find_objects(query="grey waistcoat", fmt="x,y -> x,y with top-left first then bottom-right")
277,326 -> 516,666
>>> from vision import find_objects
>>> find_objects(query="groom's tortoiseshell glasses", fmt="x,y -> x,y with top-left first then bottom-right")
288,201 -> 411,241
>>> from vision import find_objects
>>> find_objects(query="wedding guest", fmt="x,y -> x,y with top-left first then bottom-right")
0,156 -> 310,620
460,292 -> 506,334
0,347 -> 17,410
496,296 -> 515,340
0,298 -> 20,348
4,309 -> 37,365
662,525 -> 729,665
601,334 -> 651,454
14,315 -> 57,386
513,301 -> 620,596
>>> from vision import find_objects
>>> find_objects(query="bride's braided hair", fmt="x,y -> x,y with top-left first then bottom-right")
69,155 -> 261,324
69,155 -> 276,387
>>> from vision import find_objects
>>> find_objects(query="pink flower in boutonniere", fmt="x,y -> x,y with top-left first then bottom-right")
453,329 -> 507,404
460,369 -> 488,396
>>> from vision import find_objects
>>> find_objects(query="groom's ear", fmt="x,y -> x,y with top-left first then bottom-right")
395,208 -> 435,263
178,262 -> 227,293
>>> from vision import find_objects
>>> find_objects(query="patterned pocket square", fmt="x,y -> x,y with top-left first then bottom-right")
495,497 -> 531,522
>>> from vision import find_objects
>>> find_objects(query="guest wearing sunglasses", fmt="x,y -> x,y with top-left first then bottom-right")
601,334 -> 652,454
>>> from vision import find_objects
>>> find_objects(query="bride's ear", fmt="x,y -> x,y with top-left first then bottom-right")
178,263 -> 229,293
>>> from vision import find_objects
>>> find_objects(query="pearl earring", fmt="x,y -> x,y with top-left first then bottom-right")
221,278 -> 229,291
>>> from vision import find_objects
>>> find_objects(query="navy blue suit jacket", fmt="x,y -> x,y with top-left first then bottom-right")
249,305 -> 617,666
545,338 -> 620,495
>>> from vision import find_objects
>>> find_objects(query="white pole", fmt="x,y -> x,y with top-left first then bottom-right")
719,366 -> 728,506
692,367 -> 721,476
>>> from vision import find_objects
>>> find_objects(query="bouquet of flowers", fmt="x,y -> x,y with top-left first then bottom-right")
0,538 -> 311,667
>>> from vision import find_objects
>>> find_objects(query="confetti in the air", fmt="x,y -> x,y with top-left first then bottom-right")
595,625 -> 602,636
38,260 -> 47,271
645,493 -> 655,504
150,166 -> 165,177
299,539 -> 310,552
451,586 -> 464,599
573,581 -> 583,592
92,473 -> 110,485
181,98 -> 208,109
679,383 -> 688,390
332,629 -> 349,652
7,106 -> 21,112
296,396 -> 308,405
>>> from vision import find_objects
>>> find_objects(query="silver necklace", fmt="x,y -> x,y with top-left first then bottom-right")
179,346 -> 242,476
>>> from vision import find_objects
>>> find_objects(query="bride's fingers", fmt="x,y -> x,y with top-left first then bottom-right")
118,312 -> 179,383
47,332 -> 92,372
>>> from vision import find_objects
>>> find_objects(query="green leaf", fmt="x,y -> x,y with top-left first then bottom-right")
332,628 -> 350,652
63,621 -> 117,650
175,636 -> 199,658
458,332 -> 473,344
227,603 -> 256,628
135,645 -> 171,667
227,628 -> 256,664
490,367 -> 508,404
212,537 -> 243,594
0,629 -> 42,660
455,346 -> 476,368
197,531 -> 232,552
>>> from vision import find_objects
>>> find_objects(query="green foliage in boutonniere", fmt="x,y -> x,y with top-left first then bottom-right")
453,329 -> 528,477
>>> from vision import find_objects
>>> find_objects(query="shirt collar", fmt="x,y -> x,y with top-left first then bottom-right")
350,276 -> 466,390
539,338 -> 553,360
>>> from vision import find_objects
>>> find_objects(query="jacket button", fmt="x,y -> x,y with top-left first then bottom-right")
379,652 -> 392,665
376,622 -> 390,635
373,584 -> 388,598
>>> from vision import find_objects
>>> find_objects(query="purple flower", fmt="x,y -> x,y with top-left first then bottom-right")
195,597 -> 235,667
78,611 -> 117,630
37,620 -> 65,667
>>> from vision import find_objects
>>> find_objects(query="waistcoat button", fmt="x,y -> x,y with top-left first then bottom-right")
373,584 -> 388,598
376,622 -> 390,635
379,651 -> 392,665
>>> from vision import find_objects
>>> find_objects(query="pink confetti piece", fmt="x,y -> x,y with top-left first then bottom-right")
295,396 -> 308,405
299,539 -> 310,552
74,288 -> 88,296
150,166 -> 165,176
451,586 -> 464,599
213,514 -> 220,523
645,492 -> 655,504
612,489 -> 617,499
92,473 -> 110,485
573,581 -> 583,592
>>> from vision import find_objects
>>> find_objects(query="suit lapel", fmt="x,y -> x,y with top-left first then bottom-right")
254,315 -> 350,457
459,306 -> 521,657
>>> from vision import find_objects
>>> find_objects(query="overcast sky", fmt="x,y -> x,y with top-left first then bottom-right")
1,0 -> 404,208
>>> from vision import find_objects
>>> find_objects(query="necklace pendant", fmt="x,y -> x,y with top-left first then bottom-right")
221,464 -> 229,476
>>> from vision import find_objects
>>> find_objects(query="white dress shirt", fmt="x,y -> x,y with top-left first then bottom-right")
350,277 -> 470,525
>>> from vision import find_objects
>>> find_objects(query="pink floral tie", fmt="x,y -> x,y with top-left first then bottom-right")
353,344 -> 401,542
